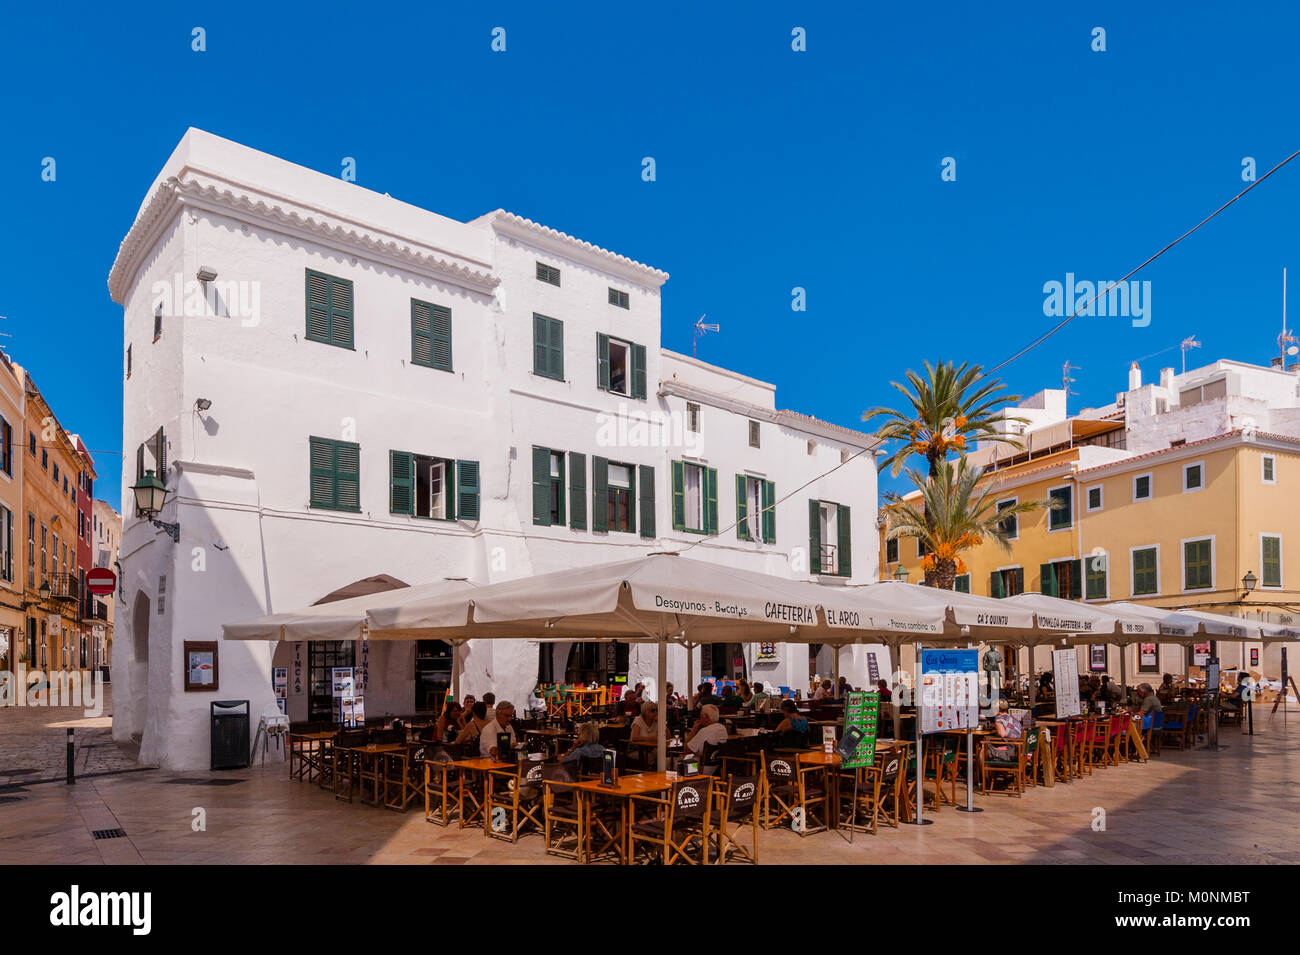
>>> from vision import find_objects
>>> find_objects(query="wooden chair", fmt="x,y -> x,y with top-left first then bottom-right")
540,762 -> 583,860
485,759 -> 546,843
840,750 -> 903,834
629,777 -> 714,865
1141,710 -> 1164,757
1219,701 -> 1244,728
1068,718 -> 1091,777
923,735 -> 960,811
1109,714 -> 1131,765
422,745 -> 458,826
1160,704 -> 1194,750
1046,724 -> 1071,783
331,729 -> 369,802
760,752 -> 826,835
1085,715 -> 1114,768
711,775 -> 760,864
980,728 -> 1038,796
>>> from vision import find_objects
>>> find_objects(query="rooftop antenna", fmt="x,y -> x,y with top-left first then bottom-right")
692,314 -> 719,357
1280,268 -> 1298,371
1061,359 -> 1080,412
1180,335 -> 1201,374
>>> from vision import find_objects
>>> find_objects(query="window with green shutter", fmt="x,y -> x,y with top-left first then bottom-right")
533,314 -> 564,380
569,452 -> 587,530
596,334 -> 646,399
608,287 -> 629,309
1048,486 -> 1072,531
389,451 -> 458,519
411,299 -> 452,371
536,262 -> 561,286
531,447 -> 566,527
760,480 -> 775,544
305,270 -> 354,349
809,500 -> 822,575
456,460 -> 481,521
1183,538 -> 1212,590
1262,535 -> 1282,588
672,461 -> 712,534
592,456 -> 609,532
639,465 -> 655,538
605,462 -> 635,533
310,437 -> 361,512
836,504 -> 852,577
1132,547 -> 1158,595
954,574 -> 971,594
1085,553 -> 1108,599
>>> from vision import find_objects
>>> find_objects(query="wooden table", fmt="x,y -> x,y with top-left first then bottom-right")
424,758 -> 459,826
289,731 -> 335,783
570,771 -> 707,864
450,757 -> 513,829
561,688 -> 603,718
335,743 -> 405,805
797,750 -> 841,831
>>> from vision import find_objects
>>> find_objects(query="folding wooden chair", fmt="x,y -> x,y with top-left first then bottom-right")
923,735 -> 959,811
486,759 -> 546,843
423,745 -> 458,826
711,776 -> 760,864
980,728 -> 1038,796
629,777 -> 713,865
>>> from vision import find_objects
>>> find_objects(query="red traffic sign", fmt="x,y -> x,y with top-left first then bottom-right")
86,567 -> 117,596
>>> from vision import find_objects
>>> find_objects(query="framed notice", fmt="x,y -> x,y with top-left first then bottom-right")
1139,643 -> 1158,673
1089,645 -> 1108,673
1193,642 -> 1211,667
1251,648 -> 1259,667
919,649 -> 979,733
183,641 -> 219,691
841,690 -> 879,769
757,642 -> 777,662
1052,648 -> 1081,717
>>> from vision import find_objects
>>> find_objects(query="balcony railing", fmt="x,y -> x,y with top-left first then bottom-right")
46,573 -> 80,604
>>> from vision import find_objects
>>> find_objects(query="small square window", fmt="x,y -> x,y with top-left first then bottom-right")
1134,473 -> 1152,501
1184,462 -> 1204,492
686,402 -> 700,433
749,420 -> 760,448
608,288 -> 629,309
536,262 -> 561,286
1087,486 -> 1103,511
1263,455 -> 1276,484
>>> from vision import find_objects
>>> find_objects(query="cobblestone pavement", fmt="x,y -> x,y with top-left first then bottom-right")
3,704 -> 1299,864
0,685 -> 139,788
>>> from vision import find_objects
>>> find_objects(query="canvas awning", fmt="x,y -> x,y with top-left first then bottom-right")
1003,592 -> 1157,643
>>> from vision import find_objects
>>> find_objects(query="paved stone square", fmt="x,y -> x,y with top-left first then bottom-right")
3,694 -> 1298,864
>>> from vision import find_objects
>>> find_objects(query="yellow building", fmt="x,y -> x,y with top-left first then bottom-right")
0,352 -> 23,671
880,359 -> 1300,684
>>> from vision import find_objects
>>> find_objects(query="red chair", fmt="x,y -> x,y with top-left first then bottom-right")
1112,714 -> 1132,764
1048,723 -> 1071,783
1068,718 -> 1091,777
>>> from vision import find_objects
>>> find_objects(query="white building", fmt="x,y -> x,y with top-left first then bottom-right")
107,129 -> 883,771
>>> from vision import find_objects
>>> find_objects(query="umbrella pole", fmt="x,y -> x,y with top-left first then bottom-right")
1028,644 -> 1037,706
1120,642 -> 1128,704
657,628 -> 668,773
452,640 -> 460,705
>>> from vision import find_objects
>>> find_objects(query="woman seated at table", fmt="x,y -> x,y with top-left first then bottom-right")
629,701 -> 658,741
772,700 -> 809,748
435,702 -> 464,741
560,722 -> 606,766
987,699 -> 1022,761
736,678 -> 753,707
453,701 -> 490,747
1157,674 -> 1177,704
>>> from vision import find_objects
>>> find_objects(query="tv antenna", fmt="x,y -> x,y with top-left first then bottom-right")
693,314 -> 719,357
1279,268 -> 1298,371
1061,359 -> 1080,409
1180,335 -> 1201,373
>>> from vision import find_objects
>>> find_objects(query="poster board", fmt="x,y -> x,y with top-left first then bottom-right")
1052,648 -> 1081,717
1089,645 -> 1108,672
332,667 -> 363,728
1139,643 -> 1158,671
841,690 -> 879,769
1193,642 -> 1211,667
867,652 -> 880,684
919,650 -> 979,733
183,640 -> 219,691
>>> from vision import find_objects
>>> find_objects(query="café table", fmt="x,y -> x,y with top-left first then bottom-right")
571,771 -> 711,864
424,755 -> 460,826
562,687 -> 603,718
334,742 -> 406,805
796,750 -> 842,831
289,730 -> 335,783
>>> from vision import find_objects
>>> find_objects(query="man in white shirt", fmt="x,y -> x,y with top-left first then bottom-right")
479,701 -> 517,758
684,704 -> 728,755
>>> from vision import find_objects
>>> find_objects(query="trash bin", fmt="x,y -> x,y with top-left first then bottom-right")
211,699 -> 251,770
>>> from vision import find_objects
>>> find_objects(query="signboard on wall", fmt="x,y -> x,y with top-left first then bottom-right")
1139,643 -> 1158,670
1053,648 -> 1081,717
1089,645 -> 1108,672
919,649 -> 979,733
1251,648 -> 1259,667
1193,642 -> 1211,667
867,652 -> 880,684
757,642 -> 778,662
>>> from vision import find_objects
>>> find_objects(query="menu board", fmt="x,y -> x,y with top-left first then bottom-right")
1139,643 -> 1158,669
841,690 -> 879,769
919,650 -> 979,733
867,652 -> 880,684
1053,648 -> 1081,717
332,667 -> 363,728
1193,642 -> 1211,667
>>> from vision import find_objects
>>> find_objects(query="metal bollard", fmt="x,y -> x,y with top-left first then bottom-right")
66,728 -> 75,785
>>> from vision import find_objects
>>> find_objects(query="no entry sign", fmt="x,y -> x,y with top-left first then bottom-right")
86,567 -> 117,596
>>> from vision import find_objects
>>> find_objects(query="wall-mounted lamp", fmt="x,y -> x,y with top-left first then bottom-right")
1241,571 -> 1258,600
195,398 -> 212,412
196,267 -> 218,283
131,470 -> 180,542
893,565 -> 909,583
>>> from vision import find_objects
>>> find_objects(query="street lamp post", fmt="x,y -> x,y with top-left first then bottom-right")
130,470 -> 180,542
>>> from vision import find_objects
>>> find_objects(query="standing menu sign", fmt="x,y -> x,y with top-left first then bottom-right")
332,667 -> 363,728
1053,648 -> 1081,717
919,650 -> 979,733
841,690 -> 879,769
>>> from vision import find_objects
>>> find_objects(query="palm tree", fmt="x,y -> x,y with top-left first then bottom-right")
863,361 -> 1027,478
882,459 -> 1056,590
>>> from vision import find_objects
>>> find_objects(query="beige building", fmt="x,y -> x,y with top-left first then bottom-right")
92,499 -> 122,668
0,352 -> 23,672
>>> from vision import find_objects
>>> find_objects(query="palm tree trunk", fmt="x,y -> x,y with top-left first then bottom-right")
924,558 -> 958,590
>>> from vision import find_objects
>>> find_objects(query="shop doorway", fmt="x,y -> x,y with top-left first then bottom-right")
704,643 -> 747,681
415,640 -> 453,712
308,641 -> 355,721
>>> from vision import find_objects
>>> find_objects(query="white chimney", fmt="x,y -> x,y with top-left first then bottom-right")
1128,362 -> 1141,391
1160,367 -> 1175,390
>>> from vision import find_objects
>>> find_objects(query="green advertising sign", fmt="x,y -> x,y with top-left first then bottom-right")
842,690 -> 879,769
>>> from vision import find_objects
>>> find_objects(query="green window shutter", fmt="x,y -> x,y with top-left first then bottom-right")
837,504 -> 852,577
456,460 -> 480,521
411,300 -> 433,367
1012,568 -> 1024,595
704,467 -> 719,535
631,343 -> 647,399
569,452 -> 587,530
1086,556 -> 1107,600
1133,548 -> 1157,595
591,456 -> 609,532
549,318 -> 564,379
955,575 -> 971,594
306,270 -> 354,348
639,465 -> 655,539
1040,562 -> 1057,598
1067,559 -> 1082,599
671,461 -> 685,531
735,474 -> 749,540
990,571 -> 1006,599
430,304 -> 452,371
309,438 -> 335,508
1184,540 -> 1211,589
597,333 -> 611,391
1264,536 -> 1282,587
326,440 -> 360,511
809,500 -> 822,575
761,480 -> 776,544
389,450 -> 414,515
533,315 -> 549,376
531,446 -> 552,526
627,466 -> 637,535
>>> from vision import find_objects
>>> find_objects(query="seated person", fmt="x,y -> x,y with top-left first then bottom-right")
812,679 -> 833,700
876,679 -> 892,703
479,701 -> 518,758
1222,673 -> 1250,711
749,682 -> 771,712
772,700 -> 809,748
684,704 -> 728,755
453,701 -> 490,746
629,701 -> 659,741
1157,674 -> 1177,704
692,682 -> 721,710
620,689 -> 640,715
435,702 -> 464,741
720,684 -> 740,708
987,699 -> 1022,762
1137,683 -> 1162,715
560,722 -> 606,766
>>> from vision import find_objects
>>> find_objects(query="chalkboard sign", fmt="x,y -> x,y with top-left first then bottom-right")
867,652 -> 880,684
841,690 -> 879,769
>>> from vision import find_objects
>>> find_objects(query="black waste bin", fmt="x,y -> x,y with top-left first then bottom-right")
211,699 -> 251,770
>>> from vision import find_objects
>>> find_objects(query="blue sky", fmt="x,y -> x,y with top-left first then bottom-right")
2,1 -> 1299,511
